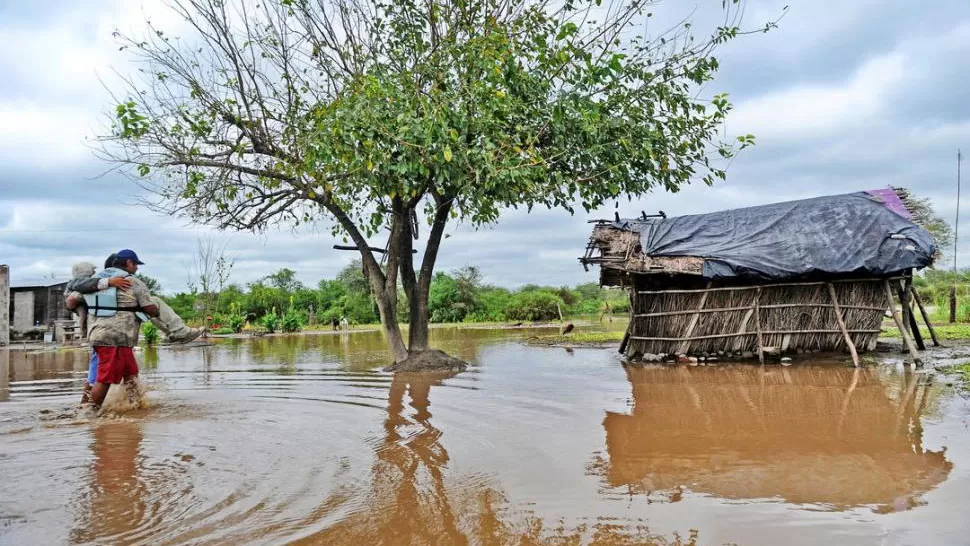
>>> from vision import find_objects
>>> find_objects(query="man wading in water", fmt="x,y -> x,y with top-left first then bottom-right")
68,250 -> 158,415
66,255 -> 204,406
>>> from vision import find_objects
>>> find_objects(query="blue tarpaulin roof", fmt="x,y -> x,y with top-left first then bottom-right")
612,191 -> 936,281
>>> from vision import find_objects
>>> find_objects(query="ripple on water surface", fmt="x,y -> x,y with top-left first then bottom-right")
1,330 -> 969,546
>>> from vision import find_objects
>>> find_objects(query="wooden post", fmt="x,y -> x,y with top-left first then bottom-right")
884,280 -> 922,366
733,308 -> 755,352
899,279 -> 913,337
677,282 -> 713,355
754,287 -> 765,364
910,285 -> 940,347
827,283 -> 860,367
897,282 -> 925,351
618,329 -> 631,355
950,285 -> 957,323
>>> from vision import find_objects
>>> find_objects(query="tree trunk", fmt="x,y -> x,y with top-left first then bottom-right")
405,191 -> 452,352
315,191 -> 461,370
373,286 -> 409,363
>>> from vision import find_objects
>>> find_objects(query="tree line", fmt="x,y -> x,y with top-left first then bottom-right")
154,261 -> 628,333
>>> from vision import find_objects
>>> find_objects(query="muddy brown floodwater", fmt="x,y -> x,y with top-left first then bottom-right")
1,327 -> 969,546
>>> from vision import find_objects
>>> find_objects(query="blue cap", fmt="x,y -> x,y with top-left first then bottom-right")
115,249 -> 145,265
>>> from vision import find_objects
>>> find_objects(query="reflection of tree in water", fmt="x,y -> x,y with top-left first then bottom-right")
595,364 -> 951,512
248,334 -> 309,367
142,346 -> 159,369
296,373 -> 700,546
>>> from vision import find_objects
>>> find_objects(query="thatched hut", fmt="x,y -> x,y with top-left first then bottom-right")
579,189 -> 939,365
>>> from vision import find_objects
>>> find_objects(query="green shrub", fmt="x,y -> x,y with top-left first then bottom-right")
226,314 -> 246,333
225,303 -> 246,332
505,290 -> 563,321
141,322 -> 160,345
281,308 -> 306,332
211,327 -> 235,335
260,309 -> 281,333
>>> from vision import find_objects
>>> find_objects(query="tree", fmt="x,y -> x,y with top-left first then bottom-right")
188,238 -> 234,318
892,186 -> 954,263
103,0 -> 777,368
135,274 -> 163,295
264,268 -> 304,293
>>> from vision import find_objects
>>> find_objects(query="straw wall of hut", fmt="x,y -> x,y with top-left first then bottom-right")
626,277 -> 887,358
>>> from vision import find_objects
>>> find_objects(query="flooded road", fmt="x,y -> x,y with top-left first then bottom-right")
1,328 -> 969,545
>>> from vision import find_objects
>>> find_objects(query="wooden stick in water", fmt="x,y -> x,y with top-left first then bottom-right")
883,279 -> 922,366
828,283 -> 860,367
909,284 -> 940,347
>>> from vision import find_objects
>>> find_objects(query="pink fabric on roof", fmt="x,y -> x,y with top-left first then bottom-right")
866,188 -> 912,219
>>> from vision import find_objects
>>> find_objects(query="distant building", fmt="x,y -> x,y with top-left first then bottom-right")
9,281 -> 71,340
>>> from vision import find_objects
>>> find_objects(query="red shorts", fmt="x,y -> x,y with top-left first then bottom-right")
94,346 -> 139,384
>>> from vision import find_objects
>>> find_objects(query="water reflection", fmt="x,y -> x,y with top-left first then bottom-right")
0,350 -> 8,403
71,422 -> 148,545
299,373 -> 699,546
600,364 -> 952,511
3,331 -> 967,545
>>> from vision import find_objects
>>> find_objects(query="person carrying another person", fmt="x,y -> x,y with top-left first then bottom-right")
66,253 -> 204,407
67,253 -> 203,343
65,250 -> 197,413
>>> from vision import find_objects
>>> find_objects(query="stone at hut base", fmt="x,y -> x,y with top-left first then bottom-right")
383,349 -> 469,373
780,357 -> 793,366
741,351 -> 755,359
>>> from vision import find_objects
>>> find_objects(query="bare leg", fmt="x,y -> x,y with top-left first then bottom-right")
124,376 -> 141,405
79,382 -> 92,406
90,382 -> 110,408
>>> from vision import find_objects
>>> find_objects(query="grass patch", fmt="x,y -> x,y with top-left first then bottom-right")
532,331 -> 625,345
881,322 -> 970,340
938,363 -> 970,384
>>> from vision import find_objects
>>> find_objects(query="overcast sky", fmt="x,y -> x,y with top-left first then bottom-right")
2,0 -> 969,292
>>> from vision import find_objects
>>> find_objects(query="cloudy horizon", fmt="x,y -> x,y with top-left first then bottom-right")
2,0 -> 969,293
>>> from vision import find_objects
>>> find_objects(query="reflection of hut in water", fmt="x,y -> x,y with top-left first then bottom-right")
600,365 -> 951,511
579,190 -> 939,364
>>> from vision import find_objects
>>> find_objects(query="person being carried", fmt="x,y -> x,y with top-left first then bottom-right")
66,254 -> 204,343
66,255 -> 204,407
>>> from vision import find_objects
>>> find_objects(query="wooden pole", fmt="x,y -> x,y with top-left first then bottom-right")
910,284 -> 940,347
628,328 -> 882,342
678,282 -> 712,354
905,293 -> 926,351
897,280 -> 925,350
754,287 -> 765,364
733,308 -> 755,352
899,279 -> 913,341
827,283 -> 860,367
636,276 -> 905,295
950,285 -> 957,323
884,279 -> 922,366
618,329 -> 630,355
